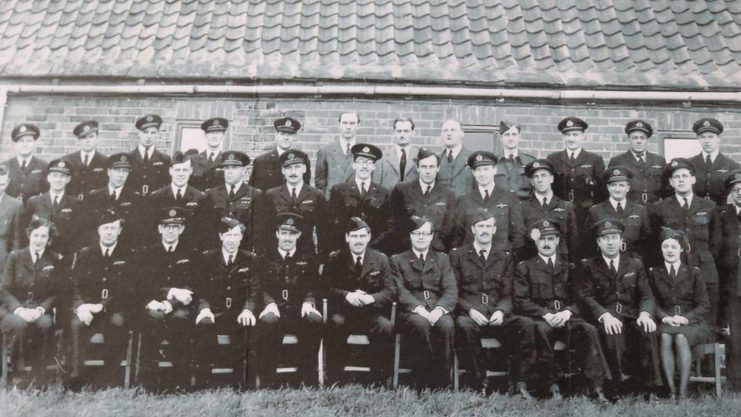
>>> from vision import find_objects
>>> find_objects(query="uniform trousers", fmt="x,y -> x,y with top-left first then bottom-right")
399,312 -> 455,389
194,309 -> 251,389
139,308 -> 192,392
597,319 -> 662,389
70,311 -> 128,388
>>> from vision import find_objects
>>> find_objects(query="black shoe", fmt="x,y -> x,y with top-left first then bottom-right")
550,383 -> 563,400
594,387 -> 610,404
516,382 -> 533,400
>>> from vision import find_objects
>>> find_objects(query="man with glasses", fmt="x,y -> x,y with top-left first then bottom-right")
688,118 -> 740,205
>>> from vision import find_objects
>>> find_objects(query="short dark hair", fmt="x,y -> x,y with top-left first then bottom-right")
393,117 -> 415,131
26,216 -> 54,238
338,112 -> 360,124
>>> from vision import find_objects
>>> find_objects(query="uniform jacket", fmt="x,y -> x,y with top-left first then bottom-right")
146,184 -> 205,245
248,148 -> 312,192
0,194 -> 22,269
200,183 -> 264,251
387,180 -> 456,254
648,264 -> 709,324
21,192 -> 82,254
315,140 -> 355,199
83,186 -> 143,246
126,147 -> 171,196
514,255 -> 581,318
264,183 -> 327,256
450,243 -> 513,315
450,186 -> 526,255
711,204 -> 741,275
576,255 -> 655,321
495,152 -> 536,201
72,244 -> 137,314
323,248 -> 395,311
63,150 -> 108,201
1,248 -> 62,312
584,199 -> 651,259
261,248 -> 318,310
138,242 -> 197,309
521,195 -> 579,261
436,147 -> 475,198
326,179 -> 390,253
196,249 -> 260,316
390,250 -> 457,313
372,145 -> 418,191
547,149 -> 606,215
608,151 -> 667,204
189,150 -> 224,192
689,152 -> 740,205
4,156 -> 48,203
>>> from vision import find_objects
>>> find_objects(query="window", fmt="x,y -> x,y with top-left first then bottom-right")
659,130 -> 700,160
462,124 -> 499,153
176,124 -> 207,153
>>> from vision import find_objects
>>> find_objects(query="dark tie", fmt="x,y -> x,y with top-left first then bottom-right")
346,143 -> 351,155
569,153 -> 576,164
208,153 -> 215,163
53,195 -> 59,208
168,246 -> 175,253
616,201 -> 624,215
227,255 -> 234,266
355,256 -> 362,272
547,257 -> 554,272
399,149 -> 407,181
360,182 -> 367,197
176,188 -> 183,201
447,150 -> 453,163
706,154 -> 712,167
681,197 -> 689,211
20,159 -> 27,171
484,189 -> 490,201
636,154 -> 644,165
424,185 -> 431,197
229,185 -> 235,199
508,154 -> 515,163
542,197 -> 548,209
670,264 -> 676,279
105,248 -> 111,258
479,249 -> 487,264
609,259 -> 617,275
33,251 -> 40,264
83,153 -> 89,167
418,253 -> 425,265
143,148 -> 151,164
110,190 -> 117,202
291,187 -> 298,201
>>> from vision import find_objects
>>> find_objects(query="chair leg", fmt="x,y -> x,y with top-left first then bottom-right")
124,331 -> 133,389
453,352 -> 459,392
392,334 -> 401,390
714,343 -> 722,397
1,333 -> 7,388
318,339 -> 325,388
134,332 -> 142,384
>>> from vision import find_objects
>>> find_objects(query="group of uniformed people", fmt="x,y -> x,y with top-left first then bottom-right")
1,112 -> 741,401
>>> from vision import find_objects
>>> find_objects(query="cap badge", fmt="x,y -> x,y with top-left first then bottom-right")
286,218 -> 294,226
59,161 -> 66,168
566,120 -> 574,127
121,155 -> 127,162
543,220 -> 550,227
735,173 -> 741,179
169,209 -> 177,217
288,152 -> 295,159
20,126 -> 27,133
214,120 -> 220,127
362,146 -> 370,153
147,115 -> 153,122
703,120 -> 710,127
671,161 -> 678,167
228,153 -> 235,160
476,155 -> 483,161
83,125 -> 90,132
533,162 -> 540,168
636,122 -> 643,127
613,169 -> 620,175
285,120 -> 292,127
605,221 -> 612,228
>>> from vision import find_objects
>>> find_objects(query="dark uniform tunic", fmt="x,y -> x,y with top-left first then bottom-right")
21,192 -> 82,258
323,248 -> 395,382
577,256 -> 661,387
4,156 -> 48,203
391,250 -> 457,388
256,249 -> 322,385
63,151 -> 108,201
547,149 -> 606,221
126,148 -> 171,196
584,200 -> 652,261
450,244 -> 537,385
608,151 -> 667,205
189,151 -> 224,192
514,255 -> 607,389
82,187 -> 143,248
521,195 -> 579,262
495,152 -> 536,201
195,249 -> 260,389
652,195 -> 720,326
0,194 -> 22,271
689,153 -> 740,205
249,149 -> 311,192
648,264 -> 712,347
200,183 -> 264,253
263,184 -> 327,257
326,180 -> 390,254
387,181 -> 456,255
146,185 -> 205,249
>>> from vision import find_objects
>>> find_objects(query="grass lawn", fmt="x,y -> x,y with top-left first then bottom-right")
0,385 -> 735,417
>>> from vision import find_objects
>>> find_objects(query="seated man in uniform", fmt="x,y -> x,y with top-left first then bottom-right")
514,219 -> 608,401
390,215 -> 457,390
451,209 -> 537,397
576,219 -> 661,398
194,217 -> 259,390
255,213 -> 322,387
323,216 -> 395,385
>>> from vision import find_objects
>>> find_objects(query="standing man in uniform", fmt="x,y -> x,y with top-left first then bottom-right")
688,118 -> 740,205
200,151 -> 263,253
128,114 -> 171,196
4,123 -> 47,203
64,120 -> 108,202
327,144 -> 390,254
547,117 -> 606,222
190,117 -> 228,191
608,120 -> 667,205
514,220 -> 608,401
315,112 -> 359,199
255,213 -> 322,387
249,117 -> 310,192
520,159 -> 579,262
577,219 -> 661,398
653,158 -> 721,328
391,216 -> 457,389
495,121 -> 536,201
0,166 -> 22,270
263,150 -> 327,257
451,209 -> 537,397
373,118 -> 418,190
450,151 -> 526,259
387,148 -> 456,255
323,217 -> 395,384
436,119 -> 474,198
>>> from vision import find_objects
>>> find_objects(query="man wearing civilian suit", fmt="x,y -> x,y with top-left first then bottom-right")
0,166 -> 22,270
607,120 -> 667,205
373,118 -> 418,191
495,121 -> 536,201
64,120 -> 108,202
316,112 -> 360,199
688,118 -> 740,205
127,114 -> 171,196
3,123 -> 47,203
547,117 -> 606,222
249,117 -> 311,192
189,117 -> 228,192
436,120 -> 474,198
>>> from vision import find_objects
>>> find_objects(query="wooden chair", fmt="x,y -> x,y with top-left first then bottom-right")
689,342 -> 724,397
452,337 -> 509,392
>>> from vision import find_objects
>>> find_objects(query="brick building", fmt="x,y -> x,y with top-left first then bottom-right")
1,0 -> 740,173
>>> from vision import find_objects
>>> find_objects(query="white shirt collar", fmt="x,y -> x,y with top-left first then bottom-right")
171,184 -> 186,196
287,182 -> 303,196
736,205 -> 741,215
226,182 -> 242,193
100,242 -> 117,256
609,197 -> 626,210
675,193 -> 693,206
138,144 -> 152,158
503,149 -> 519,159
631,150 -> 646,161
162,241 -> 179,252
568,148 -> 582,159
603,254 -> 620,269
108,185 -> 123,197
350,251 -> 366,265
665,260 -> 681,273
395,144 -> 411,158
81,150 -> 94,161
206,148 -> 222,158
222,249 -> 237,264
419,179 -> 435,192
538,254 -> 557,265
16,155 -> 31,166
29,247 -> 45,259
340,137 -> 356,154
534,191 -> 553,204
478,183 -> 495,199
278,248 -> 295,259
276,147 -> 287,157
355,177 -> 370,191
49,191 -> 65,201
702,150 -> 720,164
444,144 -> 463,159
473,242 -> 492,258
412,248 -> 429,261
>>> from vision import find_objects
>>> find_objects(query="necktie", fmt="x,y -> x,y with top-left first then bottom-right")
424,185 -> 431,197
636,154 -> 644,165
83,153 -> 89,167
418,253 -> 425,264
355,256 -> 362,272
569,153 -> 576,163
447,150 -> 453,163
53,195 -> 59,208
360,182 -> 367,197
291,187 -> 298,201
681,197 -> 689,211
33,251 -> 40,263
21,159 -> 27,171
609,259 -> 617,275
706,154 -> 712,167
110,190 -> 117,202
346,143 -> 351,155
176,188 -> 183,201
479,249 -> 487,263
508,154 -> 515,163
229,185 -> 235,199
143,147 -> 151,164
105,248 -> 110,258
168,246 -> 174,253
547,257 -> 554,272
208,153 -> 215,163
616,202 -> 624,215
542,197 -> 548,208
670,264 -> 676,279
484,189 -> 490,201
228,255 -> 234,266
399,149 -> 407,181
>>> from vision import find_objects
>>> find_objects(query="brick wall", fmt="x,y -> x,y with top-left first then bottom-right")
2,95 -> 740,173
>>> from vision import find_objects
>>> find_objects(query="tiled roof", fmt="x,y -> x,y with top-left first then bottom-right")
1,0 -> 740,89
